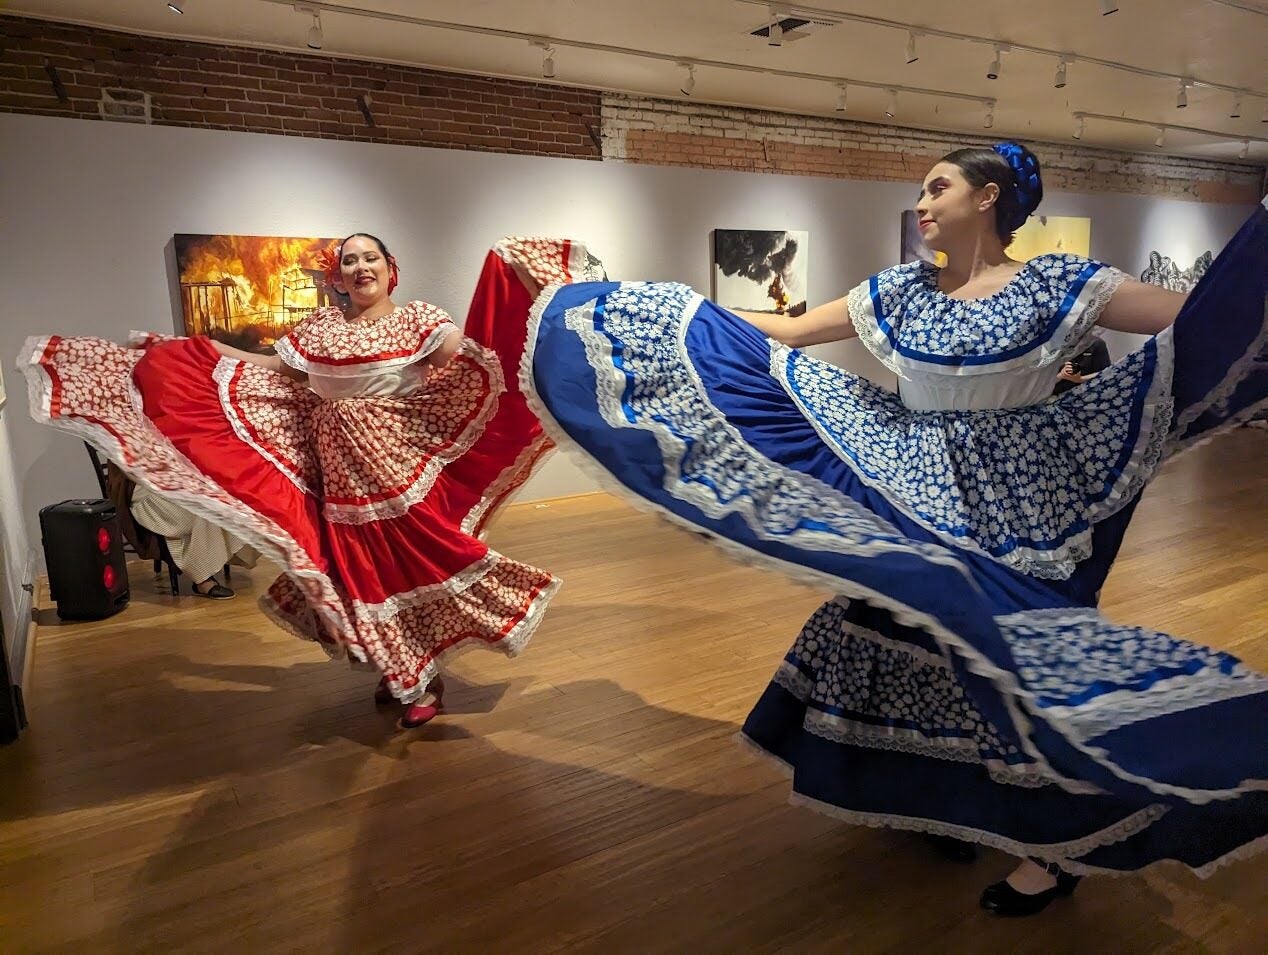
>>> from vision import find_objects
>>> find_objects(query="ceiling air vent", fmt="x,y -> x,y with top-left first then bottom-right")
99,88 -> 152,124
750,16 -> 836,42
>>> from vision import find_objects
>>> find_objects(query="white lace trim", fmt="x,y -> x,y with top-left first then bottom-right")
1167,294 -> 1268,458
805,722 -> 1068,790
996,608 -> 1268,742
1084,325 -> 1175,526
460,432 -> 554,538
256,569 -> 561,703
518,290 -> 1097,796
352,553 -> 500,617
319,338 -> 505,525
555,285 -> 924,550
127,329 -> 185,348
770,646 -> 1076,791
213,357 -> 317,498
275,304 -> 457,377
847,282 -> 904,376
1044,666 -> 1268,741
1190,833 -> 1268,880
736,732 -> 1183,876
18,335 -> 555,686
769,326 -> 1175,580
516,291 -> 1265,806
273,333 -> 309,373
770,341 -> 1078,579
19,336 -> 358,648
294,323 -> 458,378
809,605 -> 954,671
846,265 -> 1128,379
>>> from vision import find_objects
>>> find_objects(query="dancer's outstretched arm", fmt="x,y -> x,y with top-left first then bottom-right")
1097,280 -> 1188,336
731,296 -> 857,348
211,340 -> 308,383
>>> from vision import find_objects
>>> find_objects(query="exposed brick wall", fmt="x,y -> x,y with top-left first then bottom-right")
0,16 -> 601,159
602,95 -> 1264,204
1,14 -> 1261,202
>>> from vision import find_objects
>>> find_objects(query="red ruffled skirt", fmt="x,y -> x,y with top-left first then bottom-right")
21,238 -> 596,702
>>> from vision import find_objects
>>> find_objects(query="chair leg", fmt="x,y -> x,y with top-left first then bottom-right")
153,559 -> 162,575
168,561 -> 179,596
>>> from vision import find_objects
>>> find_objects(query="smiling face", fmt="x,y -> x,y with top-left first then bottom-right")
914,161 -> 1001,253
334,234 -> 391,307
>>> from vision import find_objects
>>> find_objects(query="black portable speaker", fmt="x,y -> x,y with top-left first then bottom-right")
39,499 -> 130,620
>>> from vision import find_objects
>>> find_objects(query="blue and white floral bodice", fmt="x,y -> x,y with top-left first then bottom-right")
848,254 -> 1129,411
772,253 -> 1173,579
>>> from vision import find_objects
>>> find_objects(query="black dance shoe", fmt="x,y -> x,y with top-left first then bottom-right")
979,860 -> 1081,917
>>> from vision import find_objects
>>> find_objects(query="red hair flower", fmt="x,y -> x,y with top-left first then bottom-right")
315,245 -> 341,289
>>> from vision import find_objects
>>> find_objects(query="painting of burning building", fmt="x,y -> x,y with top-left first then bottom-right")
174,234 -> 343,350
712,230 -> 808,317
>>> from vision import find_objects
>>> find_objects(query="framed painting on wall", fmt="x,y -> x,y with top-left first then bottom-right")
900,212 -> 1091,266
174,234 -> 342,350
1139,250 -> 1212,292
712,229 -> 808,316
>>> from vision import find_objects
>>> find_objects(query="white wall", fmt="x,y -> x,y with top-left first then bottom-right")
0,379 -> 34,662
1,112 -> 1256,550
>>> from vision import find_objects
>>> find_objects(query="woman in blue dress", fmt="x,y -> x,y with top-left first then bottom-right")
521,142 -> 1267,916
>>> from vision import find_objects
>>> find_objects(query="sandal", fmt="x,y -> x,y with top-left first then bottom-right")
192,580 -> 235,599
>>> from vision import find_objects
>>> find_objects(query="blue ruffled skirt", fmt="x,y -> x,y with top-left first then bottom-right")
522,202 -> 1268,874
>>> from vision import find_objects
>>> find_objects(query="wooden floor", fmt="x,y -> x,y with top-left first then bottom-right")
2,431 -> 1265,953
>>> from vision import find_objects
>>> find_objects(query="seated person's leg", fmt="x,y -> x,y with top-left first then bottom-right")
130,484 -> 258,598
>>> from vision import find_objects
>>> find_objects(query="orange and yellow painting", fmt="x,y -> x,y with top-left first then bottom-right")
902,212 -> 1091,268
174,234 -> 340,349
1006,215 -> 1092,262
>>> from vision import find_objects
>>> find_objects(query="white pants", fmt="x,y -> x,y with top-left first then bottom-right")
131,485 -> 258,584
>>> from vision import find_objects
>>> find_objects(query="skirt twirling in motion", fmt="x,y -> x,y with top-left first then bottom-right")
520,203 -> 1268,875
20,238 -> 603,703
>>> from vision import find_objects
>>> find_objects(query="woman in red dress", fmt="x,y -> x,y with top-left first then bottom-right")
21,232 -> 601,729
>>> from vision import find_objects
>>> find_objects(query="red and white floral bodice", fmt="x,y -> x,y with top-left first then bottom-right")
274,301 -> 458,400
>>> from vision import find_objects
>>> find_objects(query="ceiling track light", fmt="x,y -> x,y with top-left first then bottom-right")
905,31 -> 919,64
1239,139 -> 1250,159
529,40 -> 555,78
294,5 -> 322,49
1054,56 -> 1069,89
885,88 -> 898,118
1072,112 -> 1086,139
166,2 -> 184,12
834,83 -> 847,112
986,44 -> 1002,80
1176,78 -> 1188,109
982,101 -> 995,129
1074,109 -> 1268,154
1100,1 -> 1119,14
258,0 -> 1263,142
1229,93 -> 1242,118
679,62 -> 696,97
1262,103 -> 1268,123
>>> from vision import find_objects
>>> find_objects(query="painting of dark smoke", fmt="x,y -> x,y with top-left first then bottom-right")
712,230 -> 808,316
